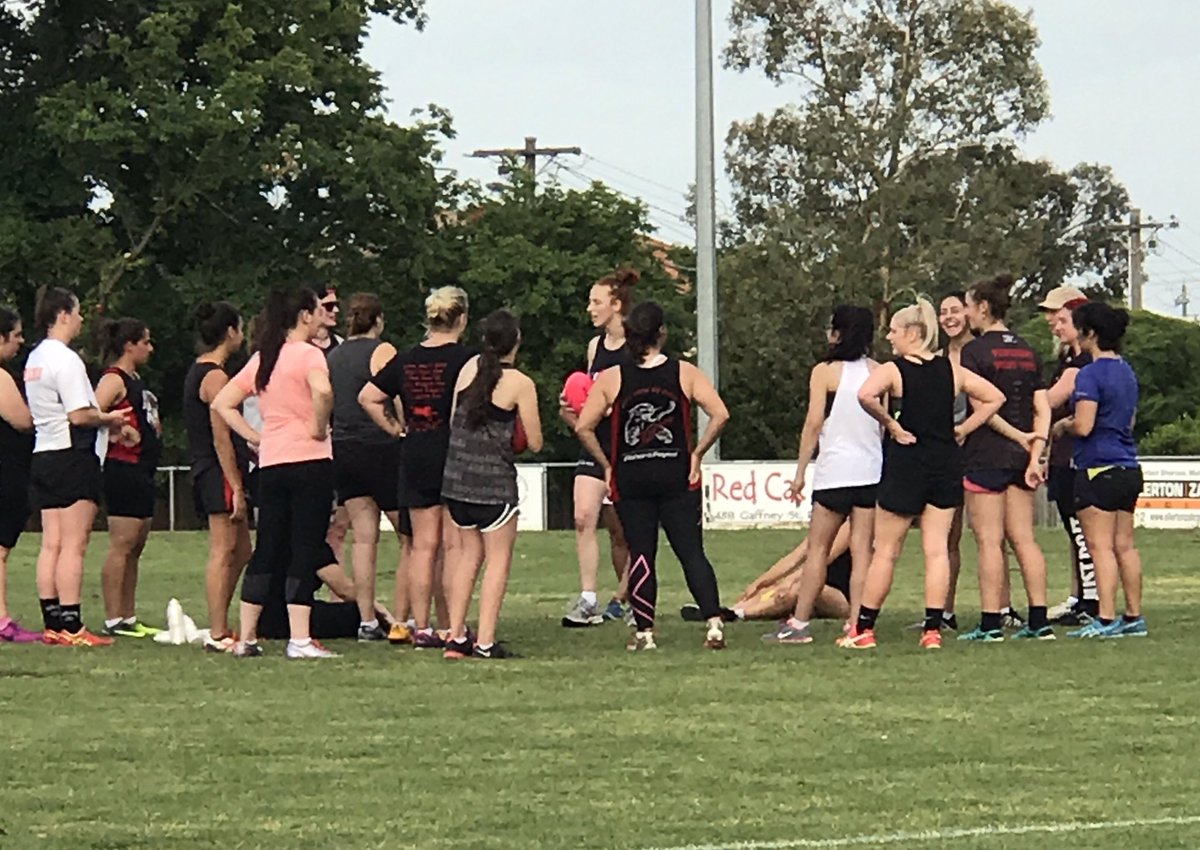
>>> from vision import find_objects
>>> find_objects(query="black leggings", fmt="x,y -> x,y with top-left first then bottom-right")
259,600 -> 359,640
1049,466 -> 1097,602
615,488 -> 721,631
242,460 -> 336,607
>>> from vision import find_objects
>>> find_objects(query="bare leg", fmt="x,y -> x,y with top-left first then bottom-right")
476,515 -> 519,647
1078,507 -> 1119,620
790,504 -> 845,622
573,476 -> 607,595
386,511 -> 411,622
967,492 -> 1006,614
406,506 -> 442,630
345,496 -> 382,622
120,518 -> 152,620
918,506 -> 955,612
443,521 -> 483,641
433,539 -> 451,629
36,510 -> 62,604
846,506 -> 874,624
0,545 -> 9,621
102,516 -> 142,621
860,509 -> 914,612
205,514 -> 250,637
1004,486 -> 1047,609
56,500 -> 98,607
945,505 -> 964,611
1113,511 -> 1142,617
602,504 -> 630,599
326,504 -> 350,568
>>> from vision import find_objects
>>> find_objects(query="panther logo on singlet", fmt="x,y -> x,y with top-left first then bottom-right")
624,401 -> 676,447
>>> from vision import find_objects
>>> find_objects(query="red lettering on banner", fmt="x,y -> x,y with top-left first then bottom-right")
710,473 -> 727,500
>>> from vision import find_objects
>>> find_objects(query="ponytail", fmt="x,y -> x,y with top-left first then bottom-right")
892,298 -> 939,355
460,310 -> 520,431
98,317 -> 148,363
623,301 -> 665,362
256,287 -> 318,392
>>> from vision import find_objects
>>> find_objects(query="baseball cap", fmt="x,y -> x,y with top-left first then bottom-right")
1038,286 -> 1088,311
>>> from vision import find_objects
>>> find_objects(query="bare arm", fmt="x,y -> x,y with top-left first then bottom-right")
212,380 -> 261,447
515,374 -> 544,453
1046,367 -> 1079,411
1066,399 -> 1098,438
200,369 -> 245,516
575,367 -> 619,468
307,368 -> 333,441
792,365 -> 828,499
1029,389 -> 1051,463
957,368 -> 1005,436
561,337 -> 600,429
857,362 -> 907,441
684,362 -> 729,461
94,372 -> 126,412
358,381 -> 404,439
0,371 -> 33,432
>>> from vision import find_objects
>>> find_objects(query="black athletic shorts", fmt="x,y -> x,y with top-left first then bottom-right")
193,465 -> 236,517
1046,464 -> 1076,523
104,459 -> 156,519
825,550 -> 852,601
334,440 -> 400,512
963,468 -> 1031,494
1074,466 -> 1142,513
876,469 -> 961,516
0,460 -> 31,549
30,448 -> 103,511
576,454 -> 605,481
445,498 -> 518,532
812,484 -> 877,516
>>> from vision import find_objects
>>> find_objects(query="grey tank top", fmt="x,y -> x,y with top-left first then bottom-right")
441,391 -> 518,506
327,338 -> 395,445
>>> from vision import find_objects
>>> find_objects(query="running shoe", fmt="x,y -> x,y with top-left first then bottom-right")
472,642 -> 520,659
761,618 -> 813,644
233,640 -> 264,658
412,628 -> 444,650
1050,604 -> 1094,627
838,627 -> 876,650
907,612 -> 958,631
63,628 -> 114,647
919,630 -> 942,650
443,637 -> 472,659
626,630 -> 657,651
42,629 -> 68,646
357,622 -> 388,642
680,604 -> 740,623
957,626 -> 1005,643
1001,608 -> 1026,630
103,620 -> 159,638
1067,620 -> 1118,639
705,622 -> 726,650
0,619 -> 42,643
561,595 -> 603,628
1103,616 -> 1148,639
286,639 -> 338,659
203,633 -> 236,654
1011,625 -> 1056,641
1047,598 -> 1076,620
387,622 -> 413,645
603,599 -> 627,621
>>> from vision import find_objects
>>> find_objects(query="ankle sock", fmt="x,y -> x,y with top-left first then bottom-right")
856,606 -> 880,633
59,604 -> 82,634
39,598 -> 61,632
980,611 -> 1003,632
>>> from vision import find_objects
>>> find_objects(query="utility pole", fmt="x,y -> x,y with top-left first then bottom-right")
1176,284 -> 1190,318
1111,209 -> 1179,311
470,136 -> 581,183
695,0 -> 719,456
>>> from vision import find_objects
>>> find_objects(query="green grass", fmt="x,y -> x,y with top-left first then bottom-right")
2,528 -> 1199,850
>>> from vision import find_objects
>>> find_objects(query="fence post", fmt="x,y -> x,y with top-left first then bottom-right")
168,467 -> 176,533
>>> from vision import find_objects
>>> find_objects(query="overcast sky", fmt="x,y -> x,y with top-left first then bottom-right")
364,1 -> 1200,316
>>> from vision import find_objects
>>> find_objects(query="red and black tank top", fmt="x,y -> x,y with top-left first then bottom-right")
608,356 -> 694,501
104,366 -> 163,468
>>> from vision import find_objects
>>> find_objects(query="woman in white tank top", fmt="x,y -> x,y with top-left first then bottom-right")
764,306 -> 882,644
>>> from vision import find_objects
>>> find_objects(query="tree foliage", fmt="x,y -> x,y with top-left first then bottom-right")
716,0 -> 1131,458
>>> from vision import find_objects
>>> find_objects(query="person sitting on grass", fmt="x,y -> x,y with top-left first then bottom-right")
679,519 -> 854,627
255,551 -> 396,643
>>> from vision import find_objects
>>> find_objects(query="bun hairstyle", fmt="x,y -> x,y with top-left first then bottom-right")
968,273 -> 1014,320
347,292 -> 383,336
596,267 -> 639,315
460,309 -> 521,431
34,286 -> 78,334
624,301 -> 665,362
892,298 -> 939,355
194,301 -> 241,351
0,306 -> 20,339
825,305 -> 874,362
99,317 -> 148,362
255,287 -> 319,392
1072,302 -> 1130,353
426,286 -> 469,331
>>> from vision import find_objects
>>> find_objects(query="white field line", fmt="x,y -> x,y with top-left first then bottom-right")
636,814 -> 1200,850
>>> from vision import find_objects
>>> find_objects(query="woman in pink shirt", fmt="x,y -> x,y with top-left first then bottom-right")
213,287 -> 338,659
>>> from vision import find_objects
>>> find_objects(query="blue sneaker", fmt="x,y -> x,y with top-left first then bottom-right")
1067,619 -> 1119,638
603,599 -> 627,622
761,618 -> 813,644
1011,625 -> 1056,641
1103,616 -> 1148,639
957,626 -> 1004,643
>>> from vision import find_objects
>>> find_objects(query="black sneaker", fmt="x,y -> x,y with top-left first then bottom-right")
472,642 -> 520,659
942,613 -> 959,631
357,622 -> 388,642
679,604 -> 738,623
1051,604 -> 1095,627
1001,608 -> 1026,629
234,641 -> 264,658
443,637 -> 473,659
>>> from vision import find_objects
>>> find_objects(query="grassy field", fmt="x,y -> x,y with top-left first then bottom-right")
1,528 -> 1199,850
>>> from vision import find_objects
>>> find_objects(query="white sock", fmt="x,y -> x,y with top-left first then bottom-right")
788,617 -> 810,631
581,591 -> 598,606
944,611 -> 955,619
361,618 -> 379,630
105,618 -> 122,629
733,607 -> 746,620
290,637 -> 312,647
121,617 -> 138,626
405,618 -> 416,629
1066,595 -> 1079,607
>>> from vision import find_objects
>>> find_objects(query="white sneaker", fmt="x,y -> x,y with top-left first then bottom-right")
1048,598 -> 1077,621
286,639 -> 339,659
705,622 -> 726,650
626,630 -> 657,651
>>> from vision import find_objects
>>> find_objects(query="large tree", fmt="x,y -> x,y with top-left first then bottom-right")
717,0 -> 1130,458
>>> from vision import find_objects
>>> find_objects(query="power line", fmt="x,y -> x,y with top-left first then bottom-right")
552,166 -> 697,243
1159,238 -> 1200,269
558,163 -> 696,237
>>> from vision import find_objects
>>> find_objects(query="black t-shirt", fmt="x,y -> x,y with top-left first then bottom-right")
961,330 -> 1043,472
1048,349 -> 1093,468
370,342 -> 473,490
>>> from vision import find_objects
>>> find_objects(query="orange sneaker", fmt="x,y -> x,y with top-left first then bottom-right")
42,629 -> 69,646
919,630 -> 942,650
63,628 -> 115,647
387,622 -> 413,645
838,627 -> 877,650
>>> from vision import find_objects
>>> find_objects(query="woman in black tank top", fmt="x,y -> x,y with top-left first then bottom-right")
577,302 -> 730,652
0,308 -> 37,643
845,299 -> 1004,651
183,301 -> 251,650
558,269 -> 636,627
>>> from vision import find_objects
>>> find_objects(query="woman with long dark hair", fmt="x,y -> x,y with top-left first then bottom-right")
1056,303 -> 1146,638
26,287 -> 126,646
213,286 -> 338,659
359,286 -> 472,650
441,310 -> 543,659
327,292 -> 412,643
0,307 -> 38,643
766,305 -> 880,644
96,317 -> 163,638
184,301 -> 252,652
577,301 -> 730,651
559,269 -> 635,626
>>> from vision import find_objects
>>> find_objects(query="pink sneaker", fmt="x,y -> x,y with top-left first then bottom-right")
0,618 -> 43,643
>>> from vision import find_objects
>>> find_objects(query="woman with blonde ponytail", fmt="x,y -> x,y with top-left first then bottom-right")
359,286 -> 473,650
844,298 -> 1005,651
